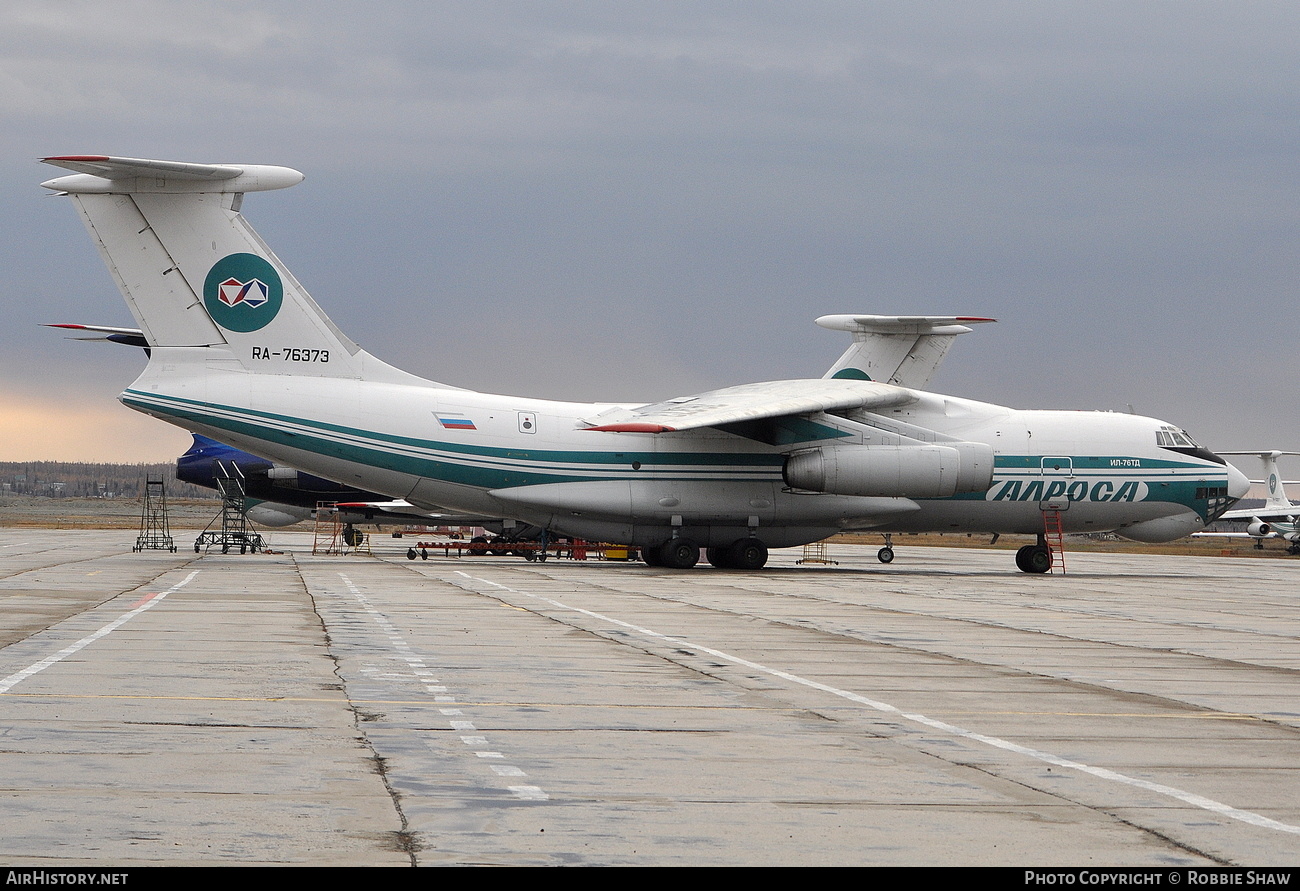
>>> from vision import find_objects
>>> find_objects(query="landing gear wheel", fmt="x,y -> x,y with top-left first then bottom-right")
641,544 -> 663,566
706,547 -> 729,568
1015,544 -> 1052,573
659,538 -> 700,569
877,546 -> 895,564
726,539 -> 768,570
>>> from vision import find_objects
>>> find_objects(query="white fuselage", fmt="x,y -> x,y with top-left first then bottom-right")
121,348 -> 1243,549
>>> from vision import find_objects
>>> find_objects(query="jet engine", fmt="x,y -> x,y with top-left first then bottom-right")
783,442 -> 994,498
244,502 -> 313,527
1247,520 -> 1273,538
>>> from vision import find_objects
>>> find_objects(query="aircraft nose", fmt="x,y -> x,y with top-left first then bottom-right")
1225,461 -> 1251,500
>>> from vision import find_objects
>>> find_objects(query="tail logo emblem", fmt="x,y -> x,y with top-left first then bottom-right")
204,253 -> 284,332
217,277 -> 270,308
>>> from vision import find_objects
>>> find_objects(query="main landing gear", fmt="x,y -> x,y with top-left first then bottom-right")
1015,535 -> 1053,574
643,537 -> 769,570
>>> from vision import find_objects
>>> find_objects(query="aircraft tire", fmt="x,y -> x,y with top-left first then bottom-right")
727,539 -> 768,570
641,544 -> 663,567
659,539 -> 700,569
1016,544 -> 1052,574
1013,541 -> 1034,569
877,546 -> 894,564
706,547 -> 731,568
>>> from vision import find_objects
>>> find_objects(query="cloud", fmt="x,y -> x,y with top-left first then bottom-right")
3,2 -> 1300,461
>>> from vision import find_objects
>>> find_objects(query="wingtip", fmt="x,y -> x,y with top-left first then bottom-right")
41,155 -> 110,163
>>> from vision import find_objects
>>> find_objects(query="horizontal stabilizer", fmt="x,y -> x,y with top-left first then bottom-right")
46,323 -> 148,349
41,155 -> 303,194
816,315 -> 996,334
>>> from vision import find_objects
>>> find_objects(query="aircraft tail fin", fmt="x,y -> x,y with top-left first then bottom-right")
41,155 -> 418,384
1218,450 -> 1300,512
816,315 -> 995,390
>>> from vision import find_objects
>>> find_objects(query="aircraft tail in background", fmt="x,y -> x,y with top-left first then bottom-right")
1217,450 -> 1300,513
817,315 -> 995,390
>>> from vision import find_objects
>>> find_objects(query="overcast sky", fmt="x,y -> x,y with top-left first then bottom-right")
3,2 -> 1299,476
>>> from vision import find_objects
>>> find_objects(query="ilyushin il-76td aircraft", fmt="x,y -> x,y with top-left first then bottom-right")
40,155 -> 1249,572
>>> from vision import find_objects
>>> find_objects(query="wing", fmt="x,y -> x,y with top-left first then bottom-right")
579,378 -> 915,433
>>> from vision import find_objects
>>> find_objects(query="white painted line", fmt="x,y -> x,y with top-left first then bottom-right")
456,570 -> 1300,836
343,572 -> 549,800
509,785 -> 548,801
0,570 -> 200,694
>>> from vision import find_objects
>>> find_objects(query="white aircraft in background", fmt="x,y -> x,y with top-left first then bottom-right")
1197,451 -> 1300,553
40,154 -> 1248,572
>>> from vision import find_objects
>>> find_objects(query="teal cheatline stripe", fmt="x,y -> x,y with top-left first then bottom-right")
993,454 -> 1213,471
124,389 -> 781,468
122,390 -> 786,489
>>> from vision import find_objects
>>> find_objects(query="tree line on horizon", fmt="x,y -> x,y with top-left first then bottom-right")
0,461 -> 217,500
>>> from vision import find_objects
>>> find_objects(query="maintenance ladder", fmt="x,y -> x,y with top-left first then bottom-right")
134,477 -> 175,552
1042,508 -> 1066,574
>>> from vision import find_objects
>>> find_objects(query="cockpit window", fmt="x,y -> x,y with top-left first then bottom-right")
1155,426 -> 1199,448
1155,425 -> 1224,465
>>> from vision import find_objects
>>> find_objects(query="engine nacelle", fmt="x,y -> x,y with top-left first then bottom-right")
783,442 -> 994,498
1247,520 -> 1273,538
244,501 -> 313,527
